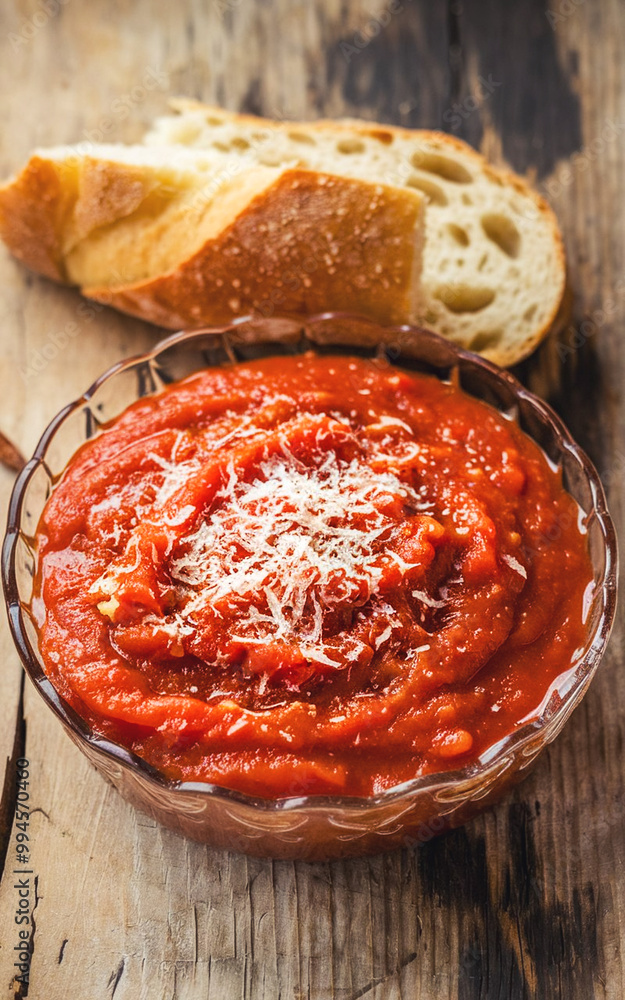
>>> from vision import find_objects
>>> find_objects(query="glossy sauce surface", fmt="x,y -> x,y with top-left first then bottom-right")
35,354 -> 594,797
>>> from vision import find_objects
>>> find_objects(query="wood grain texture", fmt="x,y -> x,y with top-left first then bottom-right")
0,1 -> 623,997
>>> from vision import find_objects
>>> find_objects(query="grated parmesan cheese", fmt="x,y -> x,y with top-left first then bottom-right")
169,449 -> 428,658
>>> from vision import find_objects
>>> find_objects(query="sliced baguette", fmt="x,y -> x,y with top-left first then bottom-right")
145,100 -> 566,365
0,144 -> 425,330
0,102 -> 565,366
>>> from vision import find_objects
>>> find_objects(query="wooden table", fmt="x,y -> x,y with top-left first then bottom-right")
0,1 -> 623,997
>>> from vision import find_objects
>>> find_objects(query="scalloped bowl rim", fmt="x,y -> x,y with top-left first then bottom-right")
2,312 -> 619,816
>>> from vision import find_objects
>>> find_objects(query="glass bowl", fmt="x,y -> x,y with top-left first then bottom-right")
2,314 -> 618,861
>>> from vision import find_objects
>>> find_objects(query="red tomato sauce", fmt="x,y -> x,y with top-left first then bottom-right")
34,354 -> 594,798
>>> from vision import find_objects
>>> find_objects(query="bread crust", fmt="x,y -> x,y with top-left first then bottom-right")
0,154 -> 171,282
84,168 -> 424,329
0,155 -> 70,281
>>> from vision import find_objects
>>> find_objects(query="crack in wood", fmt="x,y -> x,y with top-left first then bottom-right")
13,874 -> 41,999
347,951 -> 418,1000
0,672 -> 25,882
107,956 -> 126,998
25,875 -> 41,998
28,808 -> 50,822
57,938 -> 68,965
192,903 -> 199,964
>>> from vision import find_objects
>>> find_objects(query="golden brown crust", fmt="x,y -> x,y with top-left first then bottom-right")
84,169 -> 424,329
0,156 -> 70,281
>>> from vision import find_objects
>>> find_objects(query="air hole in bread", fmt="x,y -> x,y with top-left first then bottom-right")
435,284 -> 495,313
259,154 -> 288,166
523,303 -> 537,322
205,116 -> 225,126
405,175 -> 448,206
212,141 -> 230,152
175,123 -> 203,143
477,253 -> 488,272
469,329 -> 503,351
337,138 -> 366,154
231,137 -> 251,150
462,193 -> 473,205
368,129 -> 394,145
411,152 -> 472,183
481,213 -> 521,258
288,131 -> 316,145
448,223 -> 470,247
